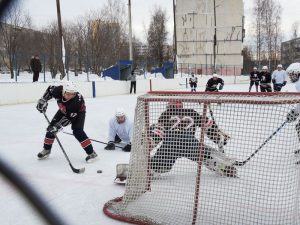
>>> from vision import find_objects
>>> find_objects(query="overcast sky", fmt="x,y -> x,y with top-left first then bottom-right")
17,0 -> 300,43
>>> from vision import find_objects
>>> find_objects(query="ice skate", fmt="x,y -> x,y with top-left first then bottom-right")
37,149 -> 51,159
85,151 -> 98,162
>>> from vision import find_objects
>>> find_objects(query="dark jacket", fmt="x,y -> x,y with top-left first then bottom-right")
30,57 -> 42,72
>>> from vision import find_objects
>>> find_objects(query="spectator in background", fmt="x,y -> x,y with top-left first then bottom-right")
271,64 -> 288,92
205,73 -> 224,92
30,55 -> 42,82
258,66 -> 272,92
129,66 -> 138,94
249,67 -> 260,92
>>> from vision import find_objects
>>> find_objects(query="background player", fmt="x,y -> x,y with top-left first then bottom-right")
189,72 -> 198,92
205,73 -> 224,92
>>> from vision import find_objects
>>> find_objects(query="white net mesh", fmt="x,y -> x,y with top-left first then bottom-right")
104,92 -> 300,225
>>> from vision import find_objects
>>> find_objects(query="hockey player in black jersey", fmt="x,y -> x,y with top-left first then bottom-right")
36,81 -> 97,162
258,66 -> 272,92
189,72 -> 198,92
205,74 -> 224,92
249,67 -> 260,92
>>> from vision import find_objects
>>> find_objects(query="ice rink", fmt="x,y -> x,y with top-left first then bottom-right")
0,82 -> 298,225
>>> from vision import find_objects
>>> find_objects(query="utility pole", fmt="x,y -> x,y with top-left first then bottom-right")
213,0 -> 217,73
173,0 -> 177,73
56,0 -> 65,79
128,0 -> 133,61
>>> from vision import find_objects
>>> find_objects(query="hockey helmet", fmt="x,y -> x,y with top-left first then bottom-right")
287,63 -> 300,83
262,66 -> 268,70
63,81 -> 77,94
277,64 -> 283,68
115,107 -> 126,117
212,73 -> 218,78
253,67 -> 257,70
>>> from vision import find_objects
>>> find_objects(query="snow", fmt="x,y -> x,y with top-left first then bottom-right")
0,76 -> 298,225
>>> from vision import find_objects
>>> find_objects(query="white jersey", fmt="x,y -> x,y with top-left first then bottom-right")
189,77 -> 197,83
271,70 -> 288,84
108,116 -> 133,144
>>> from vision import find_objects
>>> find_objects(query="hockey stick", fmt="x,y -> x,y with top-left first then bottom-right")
62,131 -> 123,149
43,112 -> 85,174
234,120 -> 288,166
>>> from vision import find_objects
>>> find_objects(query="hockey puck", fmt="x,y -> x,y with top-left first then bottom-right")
97,170 -> 102,173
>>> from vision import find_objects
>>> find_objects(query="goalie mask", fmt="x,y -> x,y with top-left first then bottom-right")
287,63 -> 300,83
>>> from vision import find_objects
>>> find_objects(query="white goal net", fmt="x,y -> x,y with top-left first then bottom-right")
104,91 -> 300,225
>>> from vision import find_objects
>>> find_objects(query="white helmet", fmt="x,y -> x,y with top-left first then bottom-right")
287,63 -> 300,83
212,73 -> 218,78
115,107 -> 126,117
262,66 -> 268,70
63,81 -> 77,94
253,67 -> 257,70
277,64 -> 283,68
286,63 -> 300,74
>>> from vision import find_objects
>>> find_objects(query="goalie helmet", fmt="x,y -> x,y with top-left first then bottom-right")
287,63 -> 300,83
167,100 -> 183,109
63,81 -> 77,94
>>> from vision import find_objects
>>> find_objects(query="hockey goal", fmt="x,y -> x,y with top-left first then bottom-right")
104,91 -> 300,225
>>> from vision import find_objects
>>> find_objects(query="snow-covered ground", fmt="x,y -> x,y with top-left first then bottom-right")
0,78 -> 298,225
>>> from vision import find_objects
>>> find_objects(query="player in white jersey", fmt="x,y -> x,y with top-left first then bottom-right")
104,108 -> 133,152
285,63 -> 300,161
271,64 -> 288,92
189,72 -> 198,92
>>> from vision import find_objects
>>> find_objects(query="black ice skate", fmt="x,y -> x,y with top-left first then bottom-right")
85,151 -> 98,162
37,149 -> 51,159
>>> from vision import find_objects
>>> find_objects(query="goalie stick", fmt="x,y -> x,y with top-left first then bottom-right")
62,131 -> 123,149
234,120 -> 288,166
43,112 -> 85,174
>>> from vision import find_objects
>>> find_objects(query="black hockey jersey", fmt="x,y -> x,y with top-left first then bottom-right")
205,78 -> 224,91
258,71 -> 272,84
42,85 -> 86,119
250,71 -> 259,81
158,108 -> 206,134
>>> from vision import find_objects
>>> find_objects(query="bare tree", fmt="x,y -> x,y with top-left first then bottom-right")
0,4 -> 31,78
252,0 -> 282,70
147,6 -> 168,68
291,21 -> 300,39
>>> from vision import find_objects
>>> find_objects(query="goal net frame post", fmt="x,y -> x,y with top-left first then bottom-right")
103,91 -> 300,225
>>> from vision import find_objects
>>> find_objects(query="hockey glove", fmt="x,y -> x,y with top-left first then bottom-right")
36,98 -> 48,113
104,141 -> 115,150
122,143 -> 131,152
218,85 -> 223,90
46,125 -> 62,134
282,81 -> 287,86
287,109 -> 300,123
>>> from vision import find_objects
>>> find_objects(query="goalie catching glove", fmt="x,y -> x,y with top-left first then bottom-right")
287,109 -> 300,123
36,98 -> 48,113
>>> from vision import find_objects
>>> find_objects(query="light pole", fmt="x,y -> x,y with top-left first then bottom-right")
128,0 -> 133,61
56,0 -> 66,79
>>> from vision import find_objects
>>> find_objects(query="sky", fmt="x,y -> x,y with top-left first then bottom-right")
16,0 -> 300,43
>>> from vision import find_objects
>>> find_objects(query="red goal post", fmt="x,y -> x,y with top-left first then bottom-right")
104,91 -> 300,225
